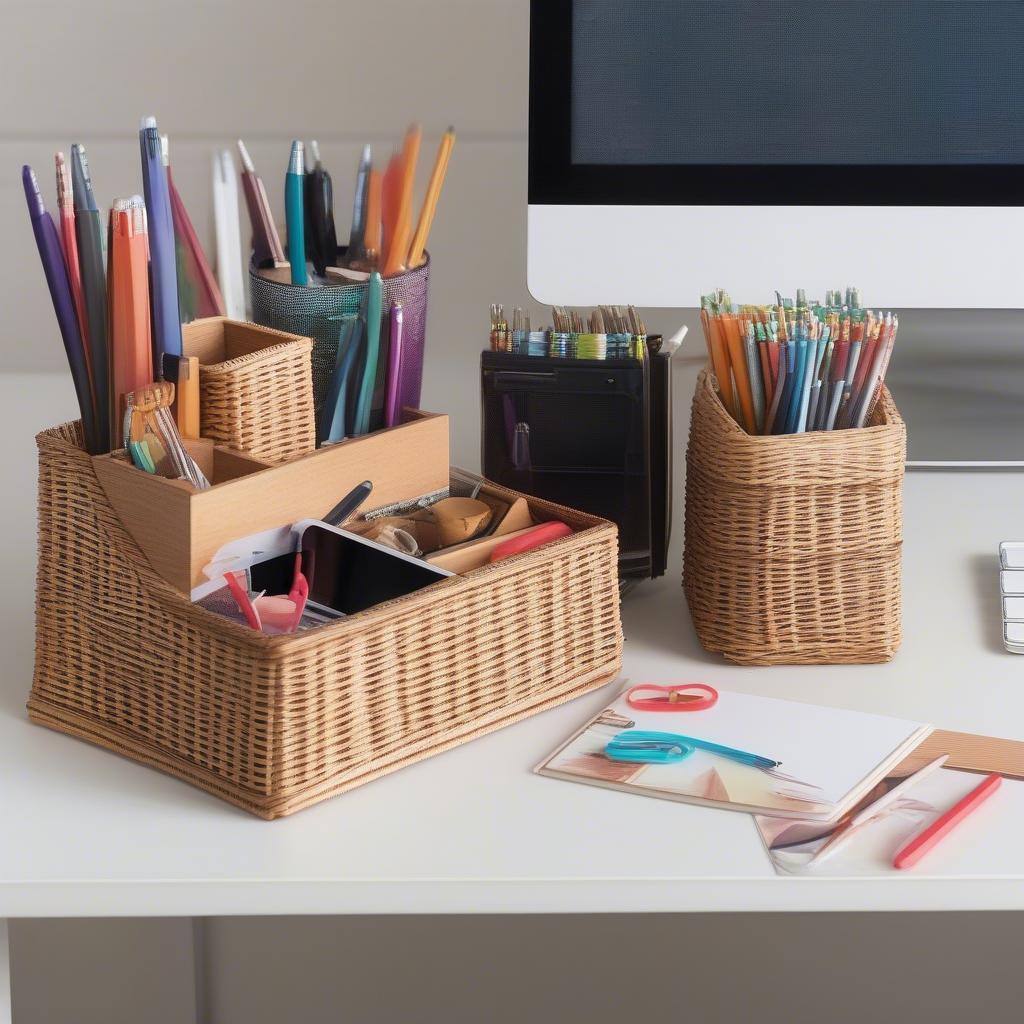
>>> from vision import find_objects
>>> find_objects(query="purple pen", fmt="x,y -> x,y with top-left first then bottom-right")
23,165 -> 101,454
384,301 -> 404,427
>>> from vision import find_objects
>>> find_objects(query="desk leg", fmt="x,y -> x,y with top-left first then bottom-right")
0,918 -> 11,1024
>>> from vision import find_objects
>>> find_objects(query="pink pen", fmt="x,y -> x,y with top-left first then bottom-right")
384,301 -> 404,427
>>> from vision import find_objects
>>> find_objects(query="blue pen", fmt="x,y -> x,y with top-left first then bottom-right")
796,330 -> 820,433
778,327 -> 802,432
353,271 -> 383,435
285,140 -> 307,286
605,730 -> 780,770
319,315 -> 360,444
139,116 -> 182,361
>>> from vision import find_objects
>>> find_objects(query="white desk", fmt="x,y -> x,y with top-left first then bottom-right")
2,368 -> 1023,1020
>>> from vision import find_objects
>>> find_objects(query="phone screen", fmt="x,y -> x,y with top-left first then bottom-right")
299,523 -> 451,617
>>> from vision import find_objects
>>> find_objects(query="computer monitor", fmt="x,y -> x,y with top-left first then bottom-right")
527,0 -> 1024,308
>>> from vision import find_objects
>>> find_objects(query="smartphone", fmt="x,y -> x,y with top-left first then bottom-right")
292,518 -> 453,621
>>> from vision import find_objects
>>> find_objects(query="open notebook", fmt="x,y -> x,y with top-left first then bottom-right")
537,687 -> 931,821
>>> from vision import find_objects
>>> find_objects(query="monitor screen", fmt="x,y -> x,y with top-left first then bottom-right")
571,0 -> 1024,167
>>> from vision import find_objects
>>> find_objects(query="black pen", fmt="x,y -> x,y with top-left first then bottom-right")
323,481 -> 373,527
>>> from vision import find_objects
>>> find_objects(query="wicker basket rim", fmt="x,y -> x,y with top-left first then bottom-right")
697,367 -> 904,446
36,420 -> 618,657
199,334 -> 313,377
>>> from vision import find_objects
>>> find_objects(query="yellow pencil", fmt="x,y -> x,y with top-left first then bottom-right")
407,127 -> 454,268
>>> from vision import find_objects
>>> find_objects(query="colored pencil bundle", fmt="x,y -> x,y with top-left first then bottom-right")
489,302 -> 649,361
24,116 -> 217,455
699,287 -> 899,435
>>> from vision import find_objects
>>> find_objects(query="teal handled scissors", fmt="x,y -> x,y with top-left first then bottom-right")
605,730 -> 780,770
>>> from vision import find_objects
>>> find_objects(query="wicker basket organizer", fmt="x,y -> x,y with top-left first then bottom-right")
683,369 -> 906,666
182,317 -> 317,463
29,420 -> 622,819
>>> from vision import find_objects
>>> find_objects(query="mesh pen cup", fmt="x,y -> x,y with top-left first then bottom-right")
249,251 -> 430,427
683,368 -> 905,665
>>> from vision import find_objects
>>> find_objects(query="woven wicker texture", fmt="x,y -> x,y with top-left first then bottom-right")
249,252 -> 429,426
683,369 -> 905,666
29,422 -> 622,818
198,331 -> 316,463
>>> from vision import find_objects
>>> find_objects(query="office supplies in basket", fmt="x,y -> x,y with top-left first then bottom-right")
699,287 -> 899,436
124,381 -> 209,488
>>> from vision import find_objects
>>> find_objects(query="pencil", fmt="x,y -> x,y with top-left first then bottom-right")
407,126 -> 454,268
382,123 -> 421,277
363,168 -> 383,266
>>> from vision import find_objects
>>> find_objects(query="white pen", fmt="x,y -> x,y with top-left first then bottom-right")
807,754 -> 949,868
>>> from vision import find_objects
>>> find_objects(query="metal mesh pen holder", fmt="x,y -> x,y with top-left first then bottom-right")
249,250 -> 430,423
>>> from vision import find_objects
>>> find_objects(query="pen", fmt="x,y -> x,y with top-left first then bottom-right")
70,144 -> 111,452
306,140 -> 338,276
893,772 -> 1001,870
139,116 -> 183,362
237,139 -> 285,265
23,165 -> 101,455
354,271 -> 383,435
109,196 -> 154,448
319,314 -> 360,444
213,150 -> 246,319
384,301 -> 404,427
54,152 -> 92,398
166,137 -> 225,319
285,140 -> 307,285
323,480 -> 373,527
346,144 -> 372,266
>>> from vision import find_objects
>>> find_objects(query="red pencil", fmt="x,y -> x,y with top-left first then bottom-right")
892,773 -> 1001,870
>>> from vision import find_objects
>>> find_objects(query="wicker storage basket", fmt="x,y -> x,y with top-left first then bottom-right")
683,369 -> 905,666
182,318 -> 316,463
29,422 -> 622,818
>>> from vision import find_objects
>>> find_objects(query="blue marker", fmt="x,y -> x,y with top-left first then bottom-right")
139,116 -> 182,360
285,140 -> 307,285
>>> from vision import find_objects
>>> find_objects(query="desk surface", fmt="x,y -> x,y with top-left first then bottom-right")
3,367 -> 1023,918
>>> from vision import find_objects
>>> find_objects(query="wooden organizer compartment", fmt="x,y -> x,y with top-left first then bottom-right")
93,412 -> 450,592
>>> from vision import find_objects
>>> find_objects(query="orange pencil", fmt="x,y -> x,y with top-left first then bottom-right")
706,314 -> 736,416
382,123 -> 421,277
721,313 -> 757,433
380,152 -> 404,271
363,169 -> 383,266
407,127 -> 454,267
109,196 -> 154,447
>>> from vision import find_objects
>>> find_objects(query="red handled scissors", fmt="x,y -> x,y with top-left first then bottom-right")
625,683 -> 719,713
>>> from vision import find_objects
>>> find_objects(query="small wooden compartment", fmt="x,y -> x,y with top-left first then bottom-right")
182,317 -> 317,463
92,412 -> 450,593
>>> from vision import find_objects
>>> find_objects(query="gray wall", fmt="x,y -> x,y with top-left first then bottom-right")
5,2 -> 1022,1022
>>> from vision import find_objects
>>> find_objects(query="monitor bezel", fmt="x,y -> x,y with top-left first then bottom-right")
529,0 -> 1024,207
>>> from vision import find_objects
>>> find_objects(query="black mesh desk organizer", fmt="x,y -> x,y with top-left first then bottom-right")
481,351 -> 671,581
